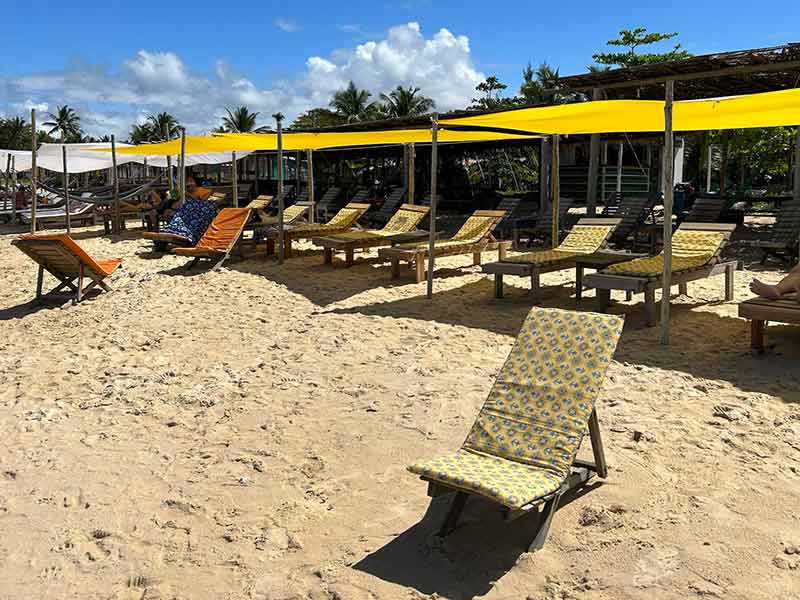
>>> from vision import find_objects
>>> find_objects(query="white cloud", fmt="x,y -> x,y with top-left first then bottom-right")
0,22 -> 485,139
274,19 -> 300,33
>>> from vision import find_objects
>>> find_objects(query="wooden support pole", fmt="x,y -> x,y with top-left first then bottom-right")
11,155 -> 17,222
3,153 -> 9,193
706,141 -> 713,193
30,109 -> 37,234
793,127 -> 800,203
408,142 -> 416,204
232,151 -> 238,208
254,154 -> 260,196
540,136 -> 551,216
62,145 -> 71,234
275,113 -> 285,264
307,149 -> 315,224
296,150 -> 301,192
179,128 -> 187,206
661,80 -> 675,346
164,123 -> 174,196
111,134 -> 120,234
616,141 -> 624,193
426,113 -> 439,299
586,90 -> 601,216
551,134 -> 560,248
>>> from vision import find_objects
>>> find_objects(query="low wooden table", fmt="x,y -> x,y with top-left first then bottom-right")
738,296 -> 800,351
574,251 -> 647,301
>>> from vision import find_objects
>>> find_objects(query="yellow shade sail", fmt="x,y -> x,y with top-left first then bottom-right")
104,87 -> 800,157
108,128 -> 536,156
441,87 -> 800,134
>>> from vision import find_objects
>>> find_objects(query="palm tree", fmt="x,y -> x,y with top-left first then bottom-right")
146,112 -> 180,140
380,86 -> 435,118
0,117 -> 30,150
129,122 -> 156,144
43,105 -> 82,141
220,106 -> 260,132
330,81 -> 377,123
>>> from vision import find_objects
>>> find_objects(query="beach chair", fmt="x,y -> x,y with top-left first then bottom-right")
408,306 -> 623,551
601,195 -> 656,248
313,186 -> 342,221
738,295 -> 800,351
378,210 -> 510,282
143,198 -> 221,251
513,198 -> 575,249
18,200 -> 95,230
740,201 -> 800,264
264,202 -> 371,257
364,186 -> 407,227
12,234 -> 121,306
684,194 -> 728,223
172,208 -> 253,270
483,218 -> 621,299
492,197 -> 524,240
312,204 -> 430,267
583,223 -> 737,326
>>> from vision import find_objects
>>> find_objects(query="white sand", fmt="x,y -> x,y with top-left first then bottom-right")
1,223 -> 799,600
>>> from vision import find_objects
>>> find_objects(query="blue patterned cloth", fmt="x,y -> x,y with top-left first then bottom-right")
162,199 -> 220,244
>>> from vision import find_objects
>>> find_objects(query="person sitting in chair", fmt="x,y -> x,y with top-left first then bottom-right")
751,264 -> 800,299
146,175 -> 212,230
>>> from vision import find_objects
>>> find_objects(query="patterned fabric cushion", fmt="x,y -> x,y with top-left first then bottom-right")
602,230 -> 725,277
162,200 -> 220,244
503,249 -> 578,265
451,216 -> 497,243
557,225 -> 613,254
259,204 -> 307,226
290,207 -> 361,236
409,307 -> 624,510
383,209 -> 426,233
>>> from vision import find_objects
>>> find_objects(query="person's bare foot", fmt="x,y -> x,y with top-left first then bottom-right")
750,278 -> 781,299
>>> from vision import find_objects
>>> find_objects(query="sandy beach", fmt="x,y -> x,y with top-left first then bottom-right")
1,222 -> 799,600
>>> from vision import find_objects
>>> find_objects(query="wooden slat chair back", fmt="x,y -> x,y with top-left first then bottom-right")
12,234 -> 121,305
602,195 -> 655,245
685,194 -> 728,223
369,187 -> 407,225
409,307 -> 623,550
173,208 -> 252,270
771,201 -> 800,244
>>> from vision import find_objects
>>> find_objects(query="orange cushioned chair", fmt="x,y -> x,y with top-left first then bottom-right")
12,234 -> 122,306
172,207 -> 252,270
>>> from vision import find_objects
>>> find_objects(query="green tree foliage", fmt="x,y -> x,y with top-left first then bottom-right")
379,85 -> 435,118
727,127 -> 795,187
146,112 -> 181,140
129,122 -> 156,144
291,108 -> 346,129
330,81 -> 379,122
221,106 -> 261,132
519,62 -> 582,105
43,105 -> 82,142
469,76 -> 517,110
0,116 -> 32,150
592,27 -> 691,69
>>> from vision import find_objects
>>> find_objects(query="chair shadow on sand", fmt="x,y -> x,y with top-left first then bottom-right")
353,483 -> 600,599
327,279 -> 800,402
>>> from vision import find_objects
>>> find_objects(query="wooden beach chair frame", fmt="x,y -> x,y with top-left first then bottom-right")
684,194 -> 728,223
483,218 -> 621,299
740,201 -> 800,264
378,209 -> 511,282
264,202 -> 371,257
738,296 -> 800,352
408,307 -> 623,552
172,208 -> 253,271
12,235 -> 121,307
20,201 -> 95,230
583,223 -> 737,326
312,204 -> 430,267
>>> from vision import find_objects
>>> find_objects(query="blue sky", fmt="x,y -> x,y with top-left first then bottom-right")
1,0 -> 798,136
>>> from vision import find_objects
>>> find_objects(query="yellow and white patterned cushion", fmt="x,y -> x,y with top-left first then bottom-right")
290,208 -> 361,236
503,249 -> 579,265
557,225 -> 614,254
409,307 -> 624,510
602,229 -> 725,277
451,216 -> 497,243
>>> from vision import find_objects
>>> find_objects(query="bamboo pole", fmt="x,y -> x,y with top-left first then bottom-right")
660,80 -> 675,346
232,151 -> 238,208
426,113 -> 439,299
586,89 -> 601,216
307,149 -> 315,224
179,128 -> 187,204
62,145 -> 71,234
551,134 -> 560,248
408,143 -> 416,204
296,150 -> 301,192
275,113 -> 285,264
11,155 -> 17,223
254,155 -> 260,196
165,123 -> 174,196
30,109 -> 37,234
111,134 -> 120,234
616,141 -> 623,193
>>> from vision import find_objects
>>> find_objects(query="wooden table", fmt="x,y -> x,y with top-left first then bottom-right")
574,251 -> 647,301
